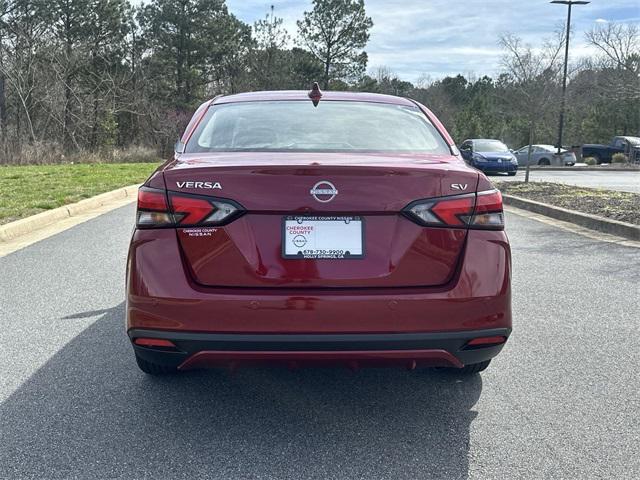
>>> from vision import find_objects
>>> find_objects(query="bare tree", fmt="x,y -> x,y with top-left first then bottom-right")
586,22 -> 640,103
499,32 -> 565,182
586,22 -> 639,73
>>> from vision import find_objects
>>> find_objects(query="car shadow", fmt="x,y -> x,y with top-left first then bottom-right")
0,303 -> 483,479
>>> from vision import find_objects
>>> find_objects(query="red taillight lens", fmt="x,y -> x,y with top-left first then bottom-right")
431,195 -> 475,226
169,192 -> 241,227
136,187 -> 173,227
170,195 -> 215,225
470,189 -> 504,229
138,188 -> 167,211
403,189 -> 504,230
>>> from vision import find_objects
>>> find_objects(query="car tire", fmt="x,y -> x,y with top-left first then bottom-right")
135,354 -> 178,375
438,360 -> 491,374
507,172 -> 517,176
538,158 -> 551,166
593,154 -> 602,164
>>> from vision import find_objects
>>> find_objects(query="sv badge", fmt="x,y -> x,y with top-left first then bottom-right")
451,183 -> 468,191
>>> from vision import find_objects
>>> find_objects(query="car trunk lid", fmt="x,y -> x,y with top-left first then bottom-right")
164,152 -> 478,288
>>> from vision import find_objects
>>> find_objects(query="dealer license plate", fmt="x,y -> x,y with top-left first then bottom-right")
282,216 -> 364,259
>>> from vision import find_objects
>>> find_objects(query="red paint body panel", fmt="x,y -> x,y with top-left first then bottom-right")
212,90 -> 419,106
163,153 -> 477,211
162,153 -> 478,288
126,228 -> 511,334
177,215 -> 466,288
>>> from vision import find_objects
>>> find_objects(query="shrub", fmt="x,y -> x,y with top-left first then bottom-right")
0,143 -> 160,165
584,157 -> 597,166
611,153 -> 628,164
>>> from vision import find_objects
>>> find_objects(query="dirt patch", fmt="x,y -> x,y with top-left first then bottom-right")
495,181 -> 640,225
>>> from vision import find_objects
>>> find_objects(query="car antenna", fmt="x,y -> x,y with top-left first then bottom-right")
308,82 -> 322,107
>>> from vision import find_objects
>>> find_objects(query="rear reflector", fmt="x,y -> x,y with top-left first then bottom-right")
134,338 -> 177,348
403,189 -> 504,230
465,336 -> 507,348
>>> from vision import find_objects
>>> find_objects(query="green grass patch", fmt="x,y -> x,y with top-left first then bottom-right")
0,163 -> 159,224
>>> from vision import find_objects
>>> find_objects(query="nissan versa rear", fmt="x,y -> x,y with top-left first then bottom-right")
126,89 -> 512,375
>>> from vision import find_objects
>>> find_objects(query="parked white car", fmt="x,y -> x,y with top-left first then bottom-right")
514,145 -> 576,166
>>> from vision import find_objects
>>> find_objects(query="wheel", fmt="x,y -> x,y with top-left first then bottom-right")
538,158 -> 551,166
507,172 -> 517,176
135,353 -> 177,375
592,154 -> 602,164
438,360 -> 491,374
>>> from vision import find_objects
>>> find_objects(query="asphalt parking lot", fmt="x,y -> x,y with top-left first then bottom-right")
1,204 -> 638,479
497,169 -> 640,193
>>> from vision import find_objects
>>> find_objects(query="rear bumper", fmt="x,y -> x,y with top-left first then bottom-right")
126,227 -> 512,368
130,328 -> 511,370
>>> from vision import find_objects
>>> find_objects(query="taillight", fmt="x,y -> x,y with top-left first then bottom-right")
404,194 -> 474,227
471,189 -> 504,228
135,187 -> 244,228
136,187 -> 173,227
403,189 -> 504,230
169,192 -> 241,227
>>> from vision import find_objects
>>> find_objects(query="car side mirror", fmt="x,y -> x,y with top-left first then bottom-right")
174,139 -> 185,154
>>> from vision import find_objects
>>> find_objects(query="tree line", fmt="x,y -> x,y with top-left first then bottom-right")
0,0 -> 637,164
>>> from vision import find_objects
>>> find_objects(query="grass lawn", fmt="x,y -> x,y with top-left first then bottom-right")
496,181 -> 640,225
0,163 -> 159,225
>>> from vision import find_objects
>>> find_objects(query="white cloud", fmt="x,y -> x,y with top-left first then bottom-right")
205,0 -> 640,81
595,18 -> 609,23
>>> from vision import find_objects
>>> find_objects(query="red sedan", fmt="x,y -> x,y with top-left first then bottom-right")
127,87 -> 511,375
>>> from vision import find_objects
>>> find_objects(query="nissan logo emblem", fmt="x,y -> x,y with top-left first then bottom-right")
310,181 -> 338,203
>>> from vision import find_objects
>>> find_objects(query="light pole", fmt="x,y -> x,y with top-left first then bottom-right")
551,0 -> 590,155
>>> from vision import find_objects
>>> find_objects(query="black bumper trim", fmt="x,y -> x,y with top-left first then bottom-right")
129,328 -> 511,368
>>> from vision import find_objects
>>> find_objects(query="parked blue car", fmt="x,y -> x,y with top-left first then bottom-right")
460,139 -> 518,175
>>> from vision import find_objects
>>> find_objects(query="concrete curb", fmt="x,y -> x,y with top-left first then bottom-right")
528,166 -> 640,172
503,194 -> 640,241
0,184 -> 140,242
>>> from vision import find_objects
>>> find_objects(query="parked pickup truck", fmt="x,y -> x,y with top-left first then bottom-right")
582,136 -> 640,164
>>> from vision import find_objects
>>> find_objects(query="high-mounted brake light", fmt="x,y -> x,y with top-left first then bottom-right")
403,189 -> 504,230
135,187 -> 244,228
308,82 -> 323,107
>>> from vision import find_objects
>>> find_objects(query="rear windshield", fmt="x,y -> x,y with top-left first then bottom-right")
474,140 -> 509,152
184,100 -> 451,154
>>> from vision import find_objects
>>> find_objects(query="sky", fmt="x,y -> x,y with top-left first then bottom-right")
225,0 -> 640,82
